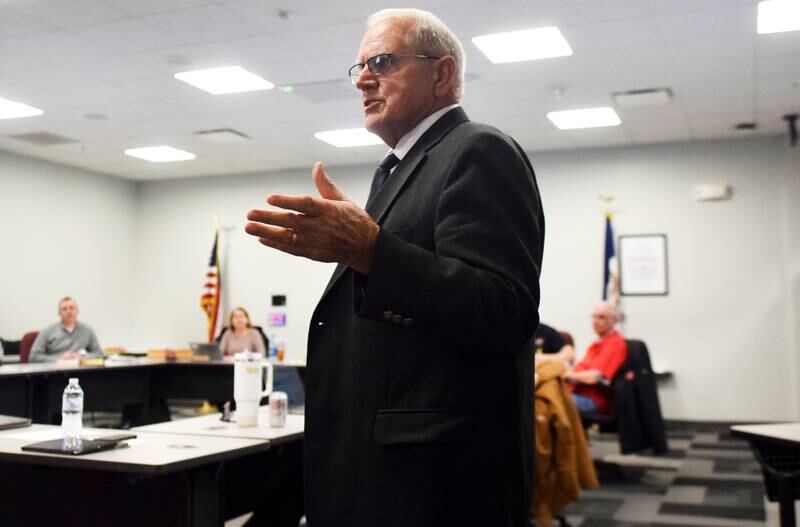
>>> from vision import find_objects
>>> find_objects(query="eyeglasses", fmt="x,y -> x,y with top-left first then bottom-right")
348,53 -> 439,85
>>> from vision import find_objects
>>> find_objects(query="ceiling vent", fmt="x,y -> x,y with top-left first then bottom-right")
194,128 -> 251,143
8,131 -> 79,146
612,88 -> 673,108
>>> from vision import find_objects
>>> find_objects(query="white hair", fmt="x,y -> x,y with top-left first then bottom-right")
367,8 -> 466,99
595,302 -> 618,320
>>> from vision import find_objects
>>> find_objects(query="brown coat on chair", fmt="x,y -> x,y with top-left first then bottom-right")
532,361 -> 598,526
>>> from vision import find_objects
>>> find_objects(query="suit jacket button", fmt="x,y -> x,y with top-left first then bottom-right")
402,318 -> 412,326
392,314 -> 403,324
383,311 -> 393,321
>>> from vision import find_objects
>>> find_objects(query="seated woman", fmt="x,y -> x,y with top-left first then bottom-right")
219,307 -> 266,357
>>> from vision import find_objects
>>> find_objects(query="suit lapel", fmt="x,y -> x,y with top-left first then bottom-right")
367,107 -> 469,225
319,107 -> 470,301
365,151 -> 424,223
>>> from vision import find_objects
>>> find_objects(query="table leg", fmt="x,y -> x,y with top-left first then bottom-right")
188,462 -> 226,527
779,478 -> 797,527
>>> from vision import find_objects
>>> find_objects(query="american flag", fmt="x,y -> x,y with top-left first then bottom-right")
200,229 -> 221,342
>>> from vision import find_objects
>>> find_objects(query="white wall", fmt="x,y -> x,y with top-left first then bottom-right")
0,150 -> 137,346
783,145 -> 800,421
2,136 -> 796,422
129,165 -> 372,356
132,136 -> 797,421
535,137 -> 798,421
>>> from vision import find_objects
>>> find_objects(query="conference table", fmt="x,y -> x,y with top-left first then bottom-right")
0,410 -> 305,526
731,423 -> 800,527
0,358 -> 305,425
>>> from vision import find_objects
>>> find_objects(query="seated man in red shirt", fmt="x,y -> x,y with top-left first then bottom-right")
564,302 -> 627,415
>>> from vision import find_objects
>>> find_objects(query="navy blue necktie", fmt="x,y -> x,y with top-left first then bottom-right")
367,153 -> 399,205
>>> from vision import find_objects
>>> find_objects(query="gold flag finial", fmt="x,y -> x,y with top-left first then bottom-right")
599,195 -> 615,217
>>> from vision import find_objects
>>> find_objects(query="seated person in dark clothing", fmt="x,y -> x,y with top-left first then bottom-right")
564,302 -> 627,415
532,323 -> 575,365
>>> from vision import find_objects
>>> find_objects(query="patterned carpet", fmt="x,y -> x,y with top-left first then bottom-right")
555,423 -> 769,527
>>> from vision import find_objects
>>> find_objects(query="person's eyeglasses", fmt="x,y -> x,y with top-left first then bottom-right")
348,53 -> 439,85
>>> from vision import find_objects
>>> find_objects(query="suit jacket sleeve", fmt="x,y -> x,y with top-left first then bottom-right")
355,129 -> 544,352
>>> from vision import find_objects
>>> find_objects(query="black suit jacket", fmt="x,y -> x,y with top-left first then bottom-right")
305,107 -> 545,527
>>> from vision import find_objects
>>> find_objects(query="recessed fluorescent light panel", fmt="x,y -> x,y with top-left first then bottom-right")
174,66 -> 274,94
0,97 -> 44,119
547,107 -> 621,130
314,128 -> 384,147
472,27 -> 573,64
758,0 -> 800,34
124,146 -> 196,162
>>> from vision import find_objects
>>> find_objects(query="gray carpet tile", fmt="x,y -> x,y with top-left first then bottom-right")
666,432 -> 695,440
691,440 -> 753,451
713,458 -> 763,475
549,423 -> 767,527
565,497 -> 626,518
658,503 -> 765,521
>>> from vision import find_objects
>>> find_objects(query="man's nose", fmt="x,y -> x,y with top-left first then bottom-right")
355,67 -> 377,90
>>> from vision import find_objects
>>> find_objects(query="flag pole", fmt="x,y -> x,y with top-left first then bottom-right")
599,195 -> 623,329
211,217 -> 221,342
200,219 -> 222,343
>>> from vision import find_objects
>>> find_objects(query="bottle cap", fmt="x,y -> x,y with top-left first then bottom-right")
69,377 -> 79,384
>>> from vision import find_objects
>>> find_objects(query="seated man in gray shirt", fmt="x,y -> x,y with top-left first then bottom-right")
30,297 -> 102,362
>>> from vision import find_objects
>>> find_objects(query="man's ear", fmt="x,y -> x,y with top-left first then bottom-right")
433,56 -> 457,98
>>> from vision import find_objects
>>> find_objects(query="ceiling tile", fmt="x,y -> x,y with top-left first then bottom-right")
0,0 -> 794,180
141,4 -> 263,45
65,18 -> 184,55
8,0 -> 129,29
0,6 -> 57,40
653,5 -> 755,41
104,0 -> 216,16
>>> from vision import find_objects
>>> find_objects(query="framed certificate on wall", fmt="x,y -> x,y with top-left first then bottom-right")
619,234 -> 668,296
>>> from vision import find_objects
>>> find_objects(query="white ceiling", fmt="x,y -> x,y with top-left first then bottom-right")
0,0 -> 797,180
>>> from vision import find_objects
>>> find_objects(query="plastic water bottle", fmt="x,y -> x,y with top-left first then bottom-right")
62,378 -> 84,449
268,334 -> 278,362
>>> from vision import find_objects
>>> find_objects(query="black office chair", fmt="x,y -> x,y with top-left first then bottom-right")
748,440 -> 800,527
581,339 -> 668,455
0,338 -> 21,359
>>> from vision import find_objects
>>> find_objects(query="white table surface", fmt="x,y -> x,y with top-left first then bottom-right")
133,408 -> 304,444
0,360 -> 156,375
0,358 -> 305,375
731,423 -> 800,443
0,424 -> 271,474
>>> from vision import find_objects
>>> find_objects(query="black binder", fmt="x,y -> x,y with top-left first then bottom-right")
21,437 -> 128,456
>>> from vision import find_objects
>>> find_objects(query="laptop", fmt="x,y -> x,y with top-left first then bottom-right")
189,342 -> 223,361
0,414 -> 32,431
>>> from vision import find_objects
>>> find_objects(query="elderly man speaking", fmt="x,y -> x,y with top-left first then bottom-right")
246,8 -> 544,527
